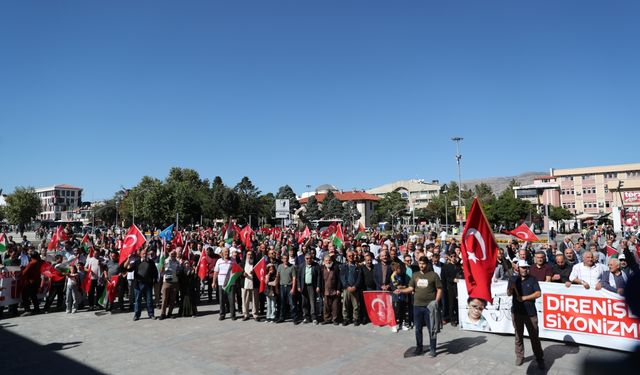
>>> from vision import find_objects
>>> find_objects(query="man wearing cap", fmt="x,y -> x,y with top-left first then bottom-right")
507,260 -> 544,369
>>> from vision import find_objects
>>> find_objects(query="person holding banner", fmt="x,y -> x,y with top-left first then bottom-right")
507,260 -> 544,369
394,256 -> 442,357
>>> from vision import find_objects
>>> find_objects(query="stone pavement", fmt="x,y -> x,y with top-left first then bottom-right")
0,302 -> 628,375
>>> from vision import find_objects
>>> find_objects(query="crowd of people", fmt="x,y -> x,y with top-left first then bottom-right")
1,223 -> 639,360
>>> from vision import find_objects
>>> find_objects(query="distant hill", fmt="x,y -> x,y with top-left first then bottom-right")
461,172 -> 546,195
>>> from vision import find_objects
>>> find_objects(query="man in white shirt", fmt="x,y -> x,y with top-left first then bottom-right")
213,248 -> 236,320
566,251 -> 603,290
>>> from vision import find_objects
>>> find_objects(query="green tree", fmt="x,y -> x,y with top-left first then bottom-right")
549,205 -> 572,222
0,205 -> 5,222
373,191 -> 407,224
492,188 -> 531,228
321,190 -> 344,220
342,200 -> 361,228
275,185 -> 301,214
258,192 -> 276,226
5,187 -> 41,227
165,168 -> 208,227
92,200 -> 118,226
234,177 -> 261,226
304,196 -> 322,222
220,189 -> 240,219
204,176 -> 227,221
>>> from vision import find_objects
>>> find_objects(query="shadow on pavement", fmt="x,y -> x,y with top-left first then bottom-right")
438,335 -> 488,355
526,341 -> 580,374
0,326 -> 104,374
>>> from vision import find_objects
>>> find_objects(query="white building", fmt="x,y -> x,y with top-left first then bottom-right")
35,184 -> 83,221
367,179 -> 441,210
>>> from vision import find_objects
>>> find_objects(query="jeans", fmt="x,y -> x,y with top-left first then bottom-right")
66,286 -> 80,311
266,295 -> 277,320
279,285 -> 297,321
414,305 -> 436,351
134,282 -> 154,318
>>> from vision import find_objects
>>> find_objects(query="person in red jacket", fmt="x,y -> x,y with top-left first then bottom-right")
44,254 -> 67,313
20,252 -> 44,316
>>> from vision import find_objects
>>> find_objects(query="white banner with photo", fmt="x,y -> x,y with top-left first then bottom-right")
0,266 -> 49,307
457,281 -> 640,352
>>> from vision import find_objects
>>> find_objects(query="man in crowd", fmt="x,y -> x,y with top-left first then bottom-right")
340,250 -> 362,326
597,258 -> 627,295
130,247 -> 158,321
529,250 -> 552,282
321,254 -> 341,325
551,253 -> 573,283
276,253 -> 298,324
394,256 -> 442,357
566,251 -> 603,290
297,251 -> 322,324
508,260 -> 544,370
213,248 -> 235,320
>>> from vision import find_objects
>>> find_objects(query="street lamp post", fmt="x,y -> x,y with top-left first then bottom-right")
452,137 -> 464,232
441,184 -> 449,233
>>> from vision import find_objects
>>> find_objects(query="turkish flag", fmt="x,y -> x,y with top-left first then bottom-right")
606,246 -> 618,257
106,275 -> 120,303
82,265 -> 93,295
197,255 -> 209,281
460,198 -> 499,303
363,291 -> 397,327
56,225 -> 69,242
272,227 -> 282,240
298,226 -> 310,244
119,225 -> 146,265
47,232 -> 59,250
172,231 -> 184,248
253,257 -> 266,293
240,226 -> 254,249
510,223 -> 539,242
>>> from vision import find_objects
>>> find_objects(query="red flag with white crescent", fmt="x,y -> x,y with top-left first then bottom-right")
253,257 -> 266,293
197,254 -> 209,281
82,265 -> 93,294
509,223 -> 539,242
298,226 -> 310,244
460,198 -> 499,303
363,291 -> 396,327
119,225 -> 146,265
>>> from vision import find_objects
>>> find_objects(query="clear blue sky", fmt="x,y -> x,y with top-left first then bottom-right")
1,1 -> 639,200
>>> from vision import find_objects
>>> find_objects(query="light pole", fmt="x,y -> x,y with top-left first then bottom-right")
452,137 -> 464,232
441,184 -> 449,233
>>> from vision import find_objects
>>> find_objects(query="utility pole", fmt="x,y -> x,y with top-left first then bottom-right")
452,137 -> 464,232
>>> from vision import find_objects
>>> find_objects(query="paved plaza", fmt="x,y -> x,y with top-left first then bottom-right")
0,300 -> 628,375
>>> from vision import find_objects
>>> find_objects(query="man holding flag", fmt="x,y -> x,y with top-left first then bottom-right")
213,248 -> 238,320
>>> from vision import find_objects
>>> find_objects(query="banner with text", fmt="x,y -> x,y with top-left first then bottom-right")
457,281 -> 640,352
0,267 -> 49,307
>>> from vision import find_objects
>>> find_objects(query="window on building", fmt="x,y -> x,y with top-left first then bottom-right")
605,202 -> 610,208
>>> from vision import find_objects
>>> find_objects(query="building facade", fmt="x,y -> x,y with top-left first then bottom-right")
35,184 -> 83,221
551,163 -> 640,216
366,179 -> 441,210
298,190 -> 381,228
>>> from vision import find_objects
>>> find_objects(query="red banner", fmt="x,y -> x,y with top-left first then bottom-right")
363,291 -> 396,327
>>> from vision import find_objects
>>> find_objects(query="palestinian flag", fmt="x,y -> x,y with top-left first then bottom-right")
0,233 -> 7,253
223,262 -> 243,294
331,224 -> 344,249
606,246 -> 618,257
224,224 -> 234,244
81,234 -> 91,252
354,231 -> 367,241
97,287 -> 108,306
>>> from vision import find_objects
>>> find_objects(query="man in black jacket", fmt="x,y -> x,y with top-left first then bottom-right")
129,247 -> 159,321
297,252 -> 322,324
340,250 -> 362,326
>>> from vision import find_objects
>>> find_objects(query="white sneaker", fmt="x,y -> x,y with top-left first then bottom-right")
391,326 -> 398,333
72,309 -> 78,314
402,325 -> 410,331
66,310 -> 72,314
